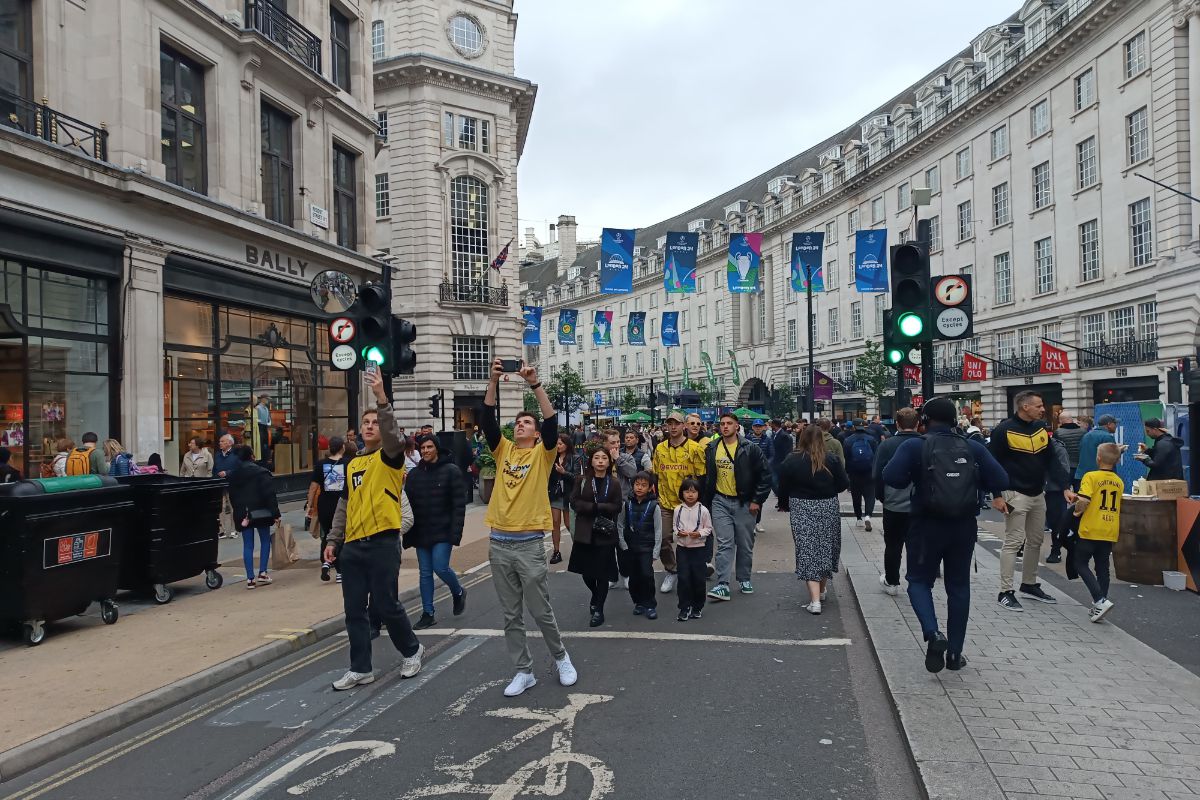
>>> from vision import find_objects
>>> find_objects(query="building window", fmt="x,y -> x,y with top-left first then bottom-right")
825,219 -> 837,241
787,319 -> 797,352
810,313 -> 818,348
1079,219 -> 1100,282
681,309 -> 688,330
716,337 -> 725,362
1138,301 -> 1157,340
374,173 -> 389,217
160,44 -> 206,194
714,301 -> 722,322
332,144 -> 357,248
757,293 -> 766,339
850,301 -> 862,339
452,337 -> 491,380
896,183 -> 910,211
997,330 -> 1017,361
605,357 -> 613,379
874,294 -> 885,333
450,176 -> 490,287
591,359 -> 598,381
992,183 -> 1010,227
994,252 -> 1012,305
957,200 -> 972,242
1076,137 -> 1098,189
1034,237 -> 1054,294
871,196 -> 884,223
1127,107 -> 1149,164
376,110 -> 388,141
1129,198 -> 1153,266
955,147 -> 971,180
1018,326 -> 1039,358
928,215 -> 941,252
1109,306 -> 1135,343
371,19 -> 385,60
1124,31 -> 1147,79
0,0 -> 32,104
1030,99 -> 1050,137
990,125 -> 1008,160
826,259 -> 838,288
450,14 -> 485,57
260,102 -> 293,225
825,308 -> 839,342
330,6 -> 351,93
1032,161 -> 1052,209
620,354 -> 628,376
1081,312 -> 1104,349
443,112 -> 490,154
924,164 -> 940,194
1074,69 -> 1095,110
847,251 -> 855,285
848,208 -> 859,232
650,350 -> 658,374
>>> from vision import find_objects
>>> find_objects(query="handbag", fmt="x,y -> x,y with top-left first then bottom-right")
592,514 -> 617,538
247,508 -> 276,526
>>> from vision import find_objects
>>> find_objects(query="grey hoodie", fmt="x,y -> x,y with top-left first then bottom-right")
872,431 -> 922,512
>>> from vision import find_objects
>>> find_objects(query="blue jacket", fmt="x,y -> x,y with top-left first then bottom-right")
214,447 -> 240,481
1074,428 -> 1115,479
883,426 -> 1009,516
746,430 -> 773,463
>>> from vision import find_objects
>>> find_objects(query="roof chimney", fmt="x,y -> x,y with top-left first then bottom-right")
556,214 -> 577,274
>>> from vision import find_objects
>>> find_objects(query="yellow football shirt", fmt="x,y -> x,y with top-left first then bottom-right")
652,438 -> 707,510
715,439 -> 738,497
484,436 -> 556,532
343,450 -> 405,543
1077,469 -> 1123,542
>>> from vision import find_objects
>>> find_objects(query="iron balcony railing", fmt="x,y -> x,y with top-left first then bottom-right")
996,354 -> 1043,378
1,90 -> 108,161
932,366 -> 963,384
244,0 -> 322,76
1079,337 -> 1158,369
439,281 -> 508,307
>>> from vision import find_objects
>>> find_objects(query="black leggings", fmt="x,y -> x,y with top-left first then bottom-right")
1073,539 -> 1113,603
583,576 -> 609,611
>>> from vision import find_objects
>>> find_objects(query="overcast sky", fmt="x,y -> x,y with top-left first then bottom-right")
514,0 -> 1020,244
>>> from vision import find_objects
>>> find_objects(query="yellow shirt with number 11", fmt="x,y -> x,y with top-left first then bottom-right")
1077,469 -> 1124,542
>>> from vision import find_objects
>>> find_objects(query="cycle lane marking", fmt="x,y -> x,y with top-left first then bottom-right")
419,628 -> 852,647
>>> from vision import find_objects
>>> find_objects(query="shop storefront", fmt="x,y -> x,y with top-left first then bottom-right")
1004,382 -> 1063,422
1092,375 -> 1159,406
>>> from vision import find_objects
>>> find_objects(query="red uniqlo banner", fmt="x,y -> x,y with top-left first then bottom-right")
902,365 -> 921,382
962,353 -> 987,382
912,394 -> 924,408
1039,341 -> 1070,374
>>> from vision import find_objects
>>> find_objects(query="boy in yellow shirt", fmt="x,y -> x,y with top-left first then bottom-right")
1072,442 -> 1123,623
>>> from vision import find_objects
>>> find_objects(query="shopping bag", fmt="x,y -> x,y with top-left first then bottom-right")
307,513 -> 321,540
270,522 -> 301,569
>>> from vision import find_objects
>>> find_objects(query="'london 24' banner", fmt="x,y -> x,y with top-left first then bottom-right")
521,306 -> 542,346
593,310 -> 613,346
854,230 -> 889,292
557,309 -> 578,345
791,232 -> 824,293
664,231 -> 698,294
661,311 -> 680,347
600,228 -> 635,294
727,232 -> 762,293
628,311 -> 646,346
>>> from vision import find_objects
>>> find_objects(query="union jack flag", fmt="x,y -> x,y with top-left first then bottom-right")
490,239 -> 513,272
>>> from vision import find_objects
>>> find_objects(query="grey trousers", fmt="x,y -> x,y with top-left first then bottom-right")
490,537 -> 567,672
711,494 -> 756,585
999,491 -> 1047,592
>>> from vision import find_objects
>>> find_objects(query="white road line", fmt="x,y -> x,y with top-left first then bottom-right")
464,560 -> 490,575
419,628 -> 851,647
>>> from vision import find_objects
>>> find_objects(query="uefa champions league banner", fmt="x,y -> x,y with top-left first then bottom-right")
593,310 -> 613,345
727,232 -> 762,293
557,309 -> 578,345
661,311 -> 680,347
521,306 -> 542,346
854,230 -> 889,292
663,231 -> 699,294
628,311 -> 646,345
791,232 -> 824,293
600,228 -> 635,294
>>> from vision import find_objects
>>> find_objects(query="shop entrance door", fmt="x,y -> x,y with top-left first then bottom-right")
0,304 -> 29,477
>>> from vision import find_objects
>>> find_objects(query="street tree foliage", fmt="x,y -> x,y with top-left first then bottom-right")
521,391 -> 542,419
854,339 -> 894,407
620,388 -> 639,414
545,364 -> 588,415
768,384 -> 795,419
687,380 -> 714,408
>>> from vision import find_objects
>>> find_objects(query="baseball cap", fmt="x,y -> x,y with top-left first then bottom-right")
666,411 -> 685,423
751,418 -> 766,426
852,418 -> 866,428
1096,414 -> 1117,426
922,397 -> 957,424
1144,418 -> 1166,430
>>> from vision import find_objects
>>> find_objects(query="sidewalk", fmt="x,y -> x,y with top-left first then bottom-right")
842,519 -> 1200,800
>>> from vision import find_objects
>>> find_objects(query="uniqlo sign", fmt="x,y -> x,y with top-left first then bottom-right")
1039,342 -> 1071,374
962,353 -> 987,381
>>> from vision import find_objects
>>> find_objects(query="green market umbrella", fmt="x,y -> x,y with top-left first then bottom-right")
731,406 -> 768,420
618,411 -> 652,423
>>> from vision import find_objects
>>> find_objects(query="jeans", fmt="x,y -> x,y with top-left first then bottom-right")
1073,538 -> 1113,603
626,551 -> 656,608
1045,490 -> 1068,550
848,472 -> 876,519
243,526 -> 271,579
489,537 -> 567,672
1000,491 -> 1046,592
676,546 -> 708,611
711,494 -> 756,585
881,509 -> 910,586
415,542 -> 464,615
905,516 -> 976,656
339,532 -> 420,673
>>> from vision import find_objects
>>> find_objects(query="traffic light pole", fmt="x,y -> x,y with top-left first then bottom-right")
920,341 -> 934,402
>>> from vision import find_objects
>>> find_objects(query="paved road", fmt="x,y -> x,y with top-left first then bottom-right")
0,548 -> 920,799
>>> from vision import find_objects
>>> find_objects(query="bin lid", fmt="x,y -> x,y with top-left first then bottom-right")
33,476 -> 110,493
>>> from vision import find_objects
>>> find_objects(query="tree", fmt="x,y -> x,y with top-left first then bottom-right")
768,384 -> 795,419
545,364 -> 587,417
521,391 -> 542,419
686,380 -> 714,408
854,339 -> 895,413
619,387 -> 639,414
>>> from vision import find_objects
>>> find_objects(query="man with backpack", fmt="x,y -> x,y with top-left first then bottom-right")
883,397 -> 1009,673
872,407 -> 921,595
843,419 -> 878,531
66,432 -> 104,476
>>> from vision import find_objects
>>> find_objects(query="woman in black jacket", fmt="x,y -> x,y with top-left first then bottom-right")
226,446 -> 280,589
569,446 -> 622,627
548,433 -> 580,565
403,434 -> 467,629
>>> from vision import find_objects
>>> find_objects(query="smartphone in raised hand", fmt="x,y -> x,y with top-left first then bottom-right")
364,360 -> 379,377
500,358 -> 522,373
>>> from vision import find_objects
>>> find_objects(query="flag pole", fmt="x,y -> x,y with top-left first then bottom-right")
806,264 -> 815,419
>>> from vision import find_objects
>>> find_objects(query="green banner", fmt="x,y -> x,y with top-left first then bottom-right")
728,350 -> 741,384
700,352 -> 716,388
682,355 -> 690,386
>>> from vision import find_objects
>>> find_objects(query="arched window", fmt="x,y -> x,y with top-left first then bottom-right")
450,176 -> 490,290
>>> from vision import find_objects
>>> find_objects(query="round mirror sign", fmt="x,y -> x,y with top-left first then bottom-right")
310,270 -> 358,314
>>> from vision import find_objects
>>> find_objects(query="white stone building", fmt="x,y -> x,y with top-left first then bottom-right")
521,0 -> 1200,426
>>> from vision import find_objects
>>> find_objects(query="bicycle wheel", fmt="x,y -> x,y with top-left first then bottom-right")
487,751 -> 614,800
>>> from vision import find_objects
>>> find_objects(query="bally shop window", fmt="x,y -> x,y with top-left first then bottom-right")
162,296 -> 349,478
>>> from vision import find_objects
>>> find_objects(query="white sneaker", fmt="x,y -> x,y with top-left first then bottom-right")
879,574 -> 899,596
621,576 -> 629,589
556,653 -> 578,686
1090,598 -> 1114,622
504,671 -> 537,697
754,523 -> 765,534
660,574 -> 677,593
820,587 -> 829,601
400,644 -> 424,678
332,670 -> 375,691
806,601 -> 822,615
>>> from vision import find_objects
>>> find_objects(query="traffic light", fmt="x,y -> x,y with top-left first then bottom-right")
356,282 -> 391,369
392,317 -> 417,375
428,392 -> 441,418
882,309 -> 912,367
889,241 -> 932,345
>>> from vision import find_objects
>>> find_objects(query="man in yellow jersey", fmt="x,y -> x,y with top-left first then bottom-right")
651,411 -> 707,593
324,370 -> 423,691
1071,442 -> 1124,622
482,358 -> 578,698
702,412 -> 771,601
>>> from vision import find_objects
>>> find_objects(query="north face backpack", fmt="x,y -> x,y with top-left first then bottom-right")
847,436 -> 874,472
920,432 -> 979,518
65,448 -> 92,476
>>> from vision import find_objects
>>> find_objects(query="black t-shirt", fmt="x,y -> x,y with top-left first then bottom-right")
311,456 -> 347,527
0,463 -> 21,483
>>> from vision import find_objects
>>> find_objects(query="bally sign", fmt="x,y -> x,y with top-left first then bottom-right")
1039,342 -> 1071,374
962,353 -> 987,382
245,245 -> 312,279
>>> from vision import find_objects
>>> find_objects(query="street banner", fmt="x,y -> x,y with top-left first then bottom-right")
1039,341 -> 1070,374
557,309 -> 578,345
727,232 -> 762,293
962,353 -> 987,381
628,311 -> 646,346
903,364 -> 921,383
813,370 -> 834,401
791,232 -> 825,293
728,350 -> 741,384
700,352 -> 716,388
664,231 -> 699,294
600,228 -> 635,294
593,310 -> 613,346
661,311 -> 680,347
682,355 -> 690,386
854,230 -> 889,292
521,305 -> 542,346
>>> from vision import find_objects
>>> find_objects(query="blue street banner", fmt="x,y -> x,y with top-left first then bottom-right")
593,310 -> 613,345
791,231 -> 825,293
661,311 -> 680,347
557,309 -> 578,345
854,229 -> 889,292
600,227 -> 635,294
663,231 -> 699,294
628,311 -> 646,345
727,232 -> 762,293
521,305 -> 542,346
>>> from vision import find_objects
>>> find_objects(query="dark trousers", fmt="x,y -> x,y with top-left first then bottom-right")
339,532 -> 419,673
849,472 -> 876,518
1046,490 -> 1068,549
676,546 -> 707,611
1073,539 -> 1113,603
905,517 -> 975,656
881,508 -> 910,586
626,551 -> 656,608
583,576 -> 609,611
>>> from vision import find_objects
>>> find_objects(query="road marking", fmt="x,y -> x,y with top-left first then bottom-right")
278,628 -> 313,634
464,560 -> 490,575
263,634 -> 299,641
419,628 -> 851,647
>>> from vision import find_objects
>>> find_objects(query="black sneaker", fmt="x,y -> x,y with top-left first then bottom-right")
1019,583 -> 1057,604
946,653 -> 968,671
689,609 -> 703,620
1045,551 -> 1062,564
925,631 -> 948,673
589,609 -> 604,627
370,626 -> 382,639
414,612 -> 436,630
549,550 -> 562,564
453,587 -> 466,616
633,605 -> 645,616
320,562 -> 332,581
997,591 -> 1024,612
646,608 -> 658,620
677,608 -> 690,622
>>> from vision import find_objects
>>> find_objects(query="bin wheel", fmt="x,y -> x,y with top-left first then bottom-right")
153,584 -> 173,604
23,622 -> 45,646
205,570 -> 223,590
100,600 -> 119,625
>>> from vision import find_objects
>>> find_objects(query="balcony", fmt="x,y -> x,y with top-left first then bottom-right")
996,354 -> 1042,378
1079,337 -> 1158,369
1,90 -> 108,161
439,281 -> 508,307
932,366 -> 963,384
244,0 -> 322,77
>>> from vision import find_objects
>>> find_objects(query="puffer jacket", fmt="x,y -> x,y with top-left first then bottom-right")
403,447 -> 466,549
226,461 -> 279,528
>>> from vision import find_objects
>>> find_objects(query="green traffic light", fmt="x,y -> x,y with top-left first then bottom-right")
886,348 -> 905,365
362,345 -> 386,365
897,312 -> 925,338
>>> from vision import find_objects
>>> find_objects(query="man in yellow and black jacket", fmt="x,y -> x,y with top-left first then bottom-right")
324,370 -> 423,691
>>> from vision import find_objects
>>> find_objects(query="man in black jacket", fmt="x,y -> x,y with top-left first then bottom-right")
1053,412 -> 1086,484
769,419 -> 793,511
1136,418 -> 1185,480
702,412 -> 772,601
872,407 -> 921,595
405,434 -> 467,629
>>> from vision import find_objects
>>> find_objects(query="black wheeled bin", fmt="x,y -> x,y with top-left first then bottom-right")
115,474 -> 226,603
0,476 -> 134,645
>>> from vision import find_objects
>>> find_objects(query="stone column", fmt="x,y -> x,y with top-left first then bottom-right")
1177,1 -> 1200,238
121,240 -> 167,462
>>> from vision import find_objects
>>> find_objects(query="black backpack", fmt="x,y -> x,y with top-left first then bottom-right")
920,432 -> 979,518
